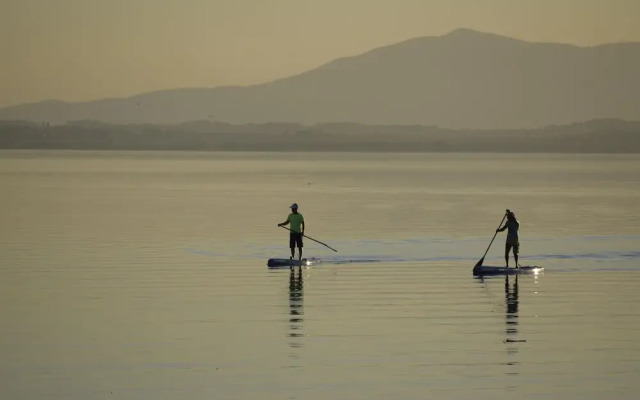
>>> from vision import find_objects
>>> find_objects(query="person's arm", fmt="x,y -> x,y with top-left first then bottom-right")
277,216 -> 290,227
301,220 -> 305,235
497,223 -> 507,233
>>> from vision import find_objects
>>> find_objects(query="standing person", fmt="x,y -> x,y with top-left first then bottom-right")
278,203 -> 305,261
496,210 -> 520,268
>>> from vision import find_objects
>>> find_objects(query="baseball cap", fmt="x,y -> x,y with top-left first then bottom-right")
290,203 -> 298,209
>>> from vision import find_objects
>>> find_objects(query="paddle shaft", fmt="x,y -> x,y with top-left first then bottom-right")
476,212 -> 508,267
279,225 -> 338,252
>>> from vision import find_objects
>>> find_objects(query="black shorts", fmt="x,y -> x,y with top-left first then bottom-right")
290,232 -> 303,248
506,240 -> 519,255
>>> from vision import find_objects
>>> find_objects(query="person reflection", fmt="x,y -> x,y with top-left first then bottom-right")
504,274 -> 520,368
505,275 -> 519,335
288,267 -> 304,342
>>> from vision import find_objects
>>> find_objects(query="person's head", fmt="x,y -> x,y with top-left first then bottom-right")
290,203 -> 298,213
506,209 -> 516,221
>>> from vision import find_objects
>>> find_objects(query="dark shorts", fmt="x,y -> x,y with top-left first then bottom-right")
290,232 -> 303,248
506,238 -> 519,255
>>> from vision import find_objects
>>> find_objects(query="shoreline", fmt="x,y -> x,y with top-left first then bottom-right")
1,119 -> 639,153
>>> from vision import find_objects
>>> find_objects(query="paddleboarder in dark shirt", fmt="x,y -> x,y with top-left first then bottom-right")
278,203 -> 305,260
497,210 -> 520,268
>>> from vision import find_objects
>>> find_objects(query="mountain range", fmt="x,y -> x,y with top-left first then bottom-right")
2,28 -> 639,129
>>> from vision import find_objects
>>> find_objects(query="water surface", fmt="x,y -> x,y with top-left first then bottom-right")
1,151 -> 639,399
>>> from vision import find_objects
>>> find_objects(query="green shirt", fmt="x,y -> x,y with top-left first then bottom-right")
287,212 -> 304,233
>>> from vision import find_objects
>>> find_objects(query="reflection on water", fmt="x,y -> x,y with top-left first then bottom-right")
505,275 -> 519,337
288,268 -> 304,345
505,275 -> 520,373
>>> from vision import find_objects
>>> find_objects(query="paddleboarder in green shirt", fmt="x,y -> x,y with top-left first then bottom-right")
497,210 -> 520,268
278,203 -> 305,260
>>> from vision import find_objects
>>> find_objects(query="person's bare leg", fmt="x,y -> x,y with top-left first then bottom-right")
505,244 -> 511,268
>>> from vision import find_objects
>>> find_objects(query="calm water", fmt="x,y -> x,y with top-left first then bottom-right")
1,151 -> 639,400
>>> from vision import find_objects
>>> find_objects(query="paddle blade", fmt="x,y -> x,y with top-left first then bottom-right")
474,257 -> 485,268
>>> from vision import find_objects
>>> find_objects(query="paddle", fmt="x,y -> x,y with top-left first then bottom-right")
475,210 -> 509,268
278,225 -> 338,252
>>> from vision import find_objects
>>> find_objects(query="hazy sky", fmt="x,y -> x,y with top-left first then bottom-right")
2,0 -> 639,108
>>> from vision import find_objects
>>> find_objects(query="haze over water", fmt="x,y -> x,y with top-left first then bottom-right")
1,151 -> 639,399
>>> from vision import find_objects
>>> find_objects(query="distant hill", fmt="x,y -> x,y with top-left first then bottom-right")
1,28 -> 640,129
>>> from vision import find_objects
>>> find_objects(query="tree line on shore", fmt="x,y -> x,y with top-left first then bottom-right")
1,119 -> 639,153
